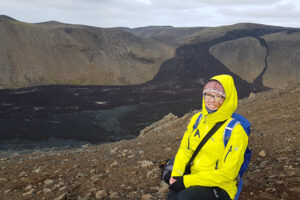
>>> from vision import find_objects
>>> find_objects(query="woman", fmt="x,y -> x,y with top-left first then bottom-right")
166,74 -> 248,200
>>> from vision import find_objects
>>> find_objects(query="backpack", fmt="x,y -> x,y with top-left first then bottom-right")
225,113 -> 251,200
193,112 -> 251,200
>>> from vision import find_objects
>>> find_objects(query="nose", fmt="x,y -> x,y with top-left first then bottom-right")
207,96 -> 216,102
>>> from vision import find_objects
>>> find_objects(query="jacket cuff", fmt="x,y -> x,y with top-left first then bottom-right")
169,176 -> 185,192
171,169 -> 184,177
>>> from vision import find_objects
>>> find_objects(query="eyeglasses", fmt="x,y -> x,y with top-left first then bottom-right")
204,93 -> 225,101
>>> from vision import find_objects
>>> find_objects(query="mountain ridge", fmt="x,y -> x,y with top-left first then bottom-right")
1,16 -> 299,90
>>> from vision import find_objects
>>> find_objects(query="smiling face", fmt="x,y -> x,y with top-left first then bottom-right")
203,80 -> 226,111
204,91 -> 225,111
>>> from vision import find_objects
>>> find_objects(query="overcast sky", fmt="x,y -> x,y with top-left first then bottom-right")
1,0 -> 299,28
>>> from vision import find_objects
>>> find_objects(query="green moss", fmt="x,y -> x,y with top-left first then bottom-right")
11,21 -> 36,27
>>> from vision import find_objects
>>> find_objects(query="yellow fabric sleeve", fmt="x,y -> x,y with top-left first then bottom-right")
171,113 -> 200,177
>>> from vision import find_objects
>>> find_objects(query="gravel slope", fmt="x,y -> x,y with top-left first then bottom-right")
0,82 -> 299,200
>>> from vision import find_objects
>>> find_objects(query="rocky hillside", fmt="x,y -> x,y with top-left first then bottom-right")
261,31 -> 300,88
149,23 -> 300,91
0,16 -> 174,89
122,24 -> 300,90
119,26 -> 205,46
208,26 -> 300,88
1,82 -> 299,200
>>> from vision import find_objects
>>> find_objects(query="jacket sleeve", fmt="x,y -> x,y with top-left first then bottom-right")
183,124 -> 248,187
171,113 -> 200,177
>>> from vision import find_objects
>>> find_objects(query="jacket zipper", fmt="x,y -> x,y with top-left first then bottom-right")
215,159 -> 219,169
224,145 -> 232,162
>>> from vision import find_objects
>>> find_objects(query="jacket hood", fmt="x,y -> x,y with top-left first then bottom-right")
202,74 -> 238,122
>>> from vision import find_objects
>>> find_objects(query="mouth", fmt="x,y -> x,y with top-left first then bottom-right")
207,104 -> 217,110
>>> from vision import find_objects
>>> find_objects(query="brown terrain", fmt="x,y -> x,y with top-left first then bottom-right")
0,16 -> 174,88
1,82 -> 299,200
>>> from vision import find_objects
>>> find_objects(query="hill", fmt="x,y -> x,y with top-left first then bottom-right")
118,26 -> 205,46
148,23 -> 300,91
0,82 -> 299,200
0,16 -> 174,89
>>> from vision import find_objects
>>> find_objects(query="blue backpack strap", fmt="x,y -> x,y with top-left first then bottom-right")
234,176 -> 243,200
224,113 -> 252,200
223,118 -> 240,147
224,113 -> 251,147
239,148 -> 252,177
187,113 -> 202,150
224,118 -> 243,200
193,113 -> 202,131
232,113 -> 251,135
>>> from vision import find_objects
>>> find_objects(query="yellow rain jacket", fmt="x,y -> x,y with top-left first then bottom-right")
171,74 -> 248,199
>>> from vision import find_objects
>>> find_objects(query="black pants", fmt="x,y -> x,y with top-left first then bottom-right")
166,186 -> 231,200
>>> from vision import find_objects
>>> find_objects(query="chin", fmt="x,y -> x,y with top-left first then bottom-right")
207,106 -> 217,111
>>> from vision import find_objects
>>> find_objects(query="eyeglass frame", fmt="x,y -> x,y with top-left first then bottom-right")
203,92 -> 225,102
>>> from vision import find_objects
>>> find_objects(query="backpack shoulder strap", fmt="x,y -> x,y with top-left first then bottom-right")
187,113 -> 203,150
223,113 -> 251,147
223,113 -> 251,200
192,113 -> 202,131
232,113 -> 251,135
223,118 -> 240,147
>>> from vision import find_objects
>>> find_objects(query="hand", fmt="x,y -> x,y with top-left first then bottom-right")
169,176 -> 185,192
169,177 -> 177,185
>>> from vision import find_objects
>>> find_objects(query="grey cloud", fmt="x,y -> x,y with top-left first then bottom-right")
1,0 -> 300,28
218,2 -> 300,28
219,3 -> 300,19
149,0 -> 280,7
